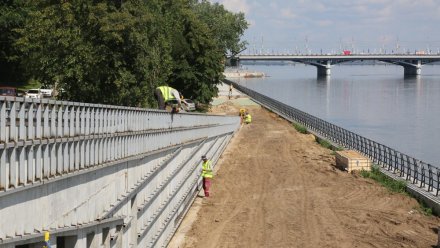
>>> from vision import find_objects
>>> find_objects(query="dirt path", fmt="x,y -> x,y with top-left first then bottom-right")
171,97 -> 439,248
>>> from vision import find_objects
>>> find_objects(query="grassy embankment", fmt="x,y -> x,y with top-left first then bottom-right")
292,122 -> 343,151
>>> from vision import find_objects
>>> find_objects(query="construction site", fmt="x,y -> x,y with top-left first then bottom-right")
169,83 -> 440,248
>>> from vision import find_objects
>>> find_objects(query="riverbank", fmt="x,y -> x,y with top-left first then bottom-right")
223,68 -> 265,78
168,83 -> 440,248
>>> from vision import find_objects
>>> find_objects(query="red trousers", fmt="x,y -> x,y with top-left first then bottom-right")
203,178 -> 212,197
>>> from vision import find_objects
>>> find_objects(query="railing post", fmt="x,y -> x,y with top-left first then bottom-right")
420,163 -> 426,188
436,170 -> 440,196
400,154 -> 405,177
36,102 -> 42,139
428,165 -> 433,192
413,158 -> 418,184
0,101 -> 6,142
10,101 -> 17,141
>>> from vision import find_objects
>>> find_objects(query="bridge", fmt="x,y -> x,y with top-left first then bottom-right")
234,54 -> 440,77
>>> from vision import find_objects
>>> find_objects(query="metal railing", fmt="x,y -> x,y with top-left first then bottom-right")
228,80 -> 440,196
0,96 -> 238,192
0,96 -> 240,247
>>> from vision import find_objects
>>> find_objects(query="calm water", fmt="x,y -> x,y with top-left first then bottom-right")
229,64 -> 440,166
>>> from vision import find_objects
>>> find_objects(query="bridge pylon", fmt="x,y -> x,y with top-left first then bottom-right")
402,60 -> 422,76
316,61 -> 332,77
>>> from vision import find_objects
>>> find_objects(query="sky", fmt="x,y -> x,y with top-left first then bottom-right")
212,0 -> 440,54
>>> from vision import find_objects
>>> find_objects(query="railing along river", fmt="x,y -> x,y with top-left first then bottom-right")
227,80 -> 440,197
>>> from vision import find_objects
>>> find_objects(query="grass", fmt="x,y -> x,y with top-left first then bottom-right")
417,202 -> 433,216
290,123 -> 344,152
315,136 -> 344,152
360,166 -> 435,216
316,137 -> 333,149
292,122 -> 308,134
360,166 -> 407,194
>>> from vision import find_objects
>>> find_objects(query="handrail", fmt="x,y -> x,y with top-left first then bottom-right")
0,97 -> 240,247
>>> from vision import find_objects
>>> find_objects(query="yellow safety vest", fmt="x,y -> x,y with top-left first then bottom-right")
202,160 -> 213,178
245,114 -> 252,123
157,86 -> 177,102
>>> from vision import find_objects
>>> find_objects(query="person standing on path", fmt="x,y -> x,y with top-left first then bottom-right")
229,84 -> 233,100
201,155 -> 213,197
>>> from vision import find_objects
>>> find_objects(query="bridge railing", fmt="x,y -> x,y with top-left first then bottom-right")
228,80 -> 440,196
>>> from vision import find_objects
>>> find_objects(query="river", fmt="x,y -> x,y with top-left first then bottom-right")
227,64 -> 440,166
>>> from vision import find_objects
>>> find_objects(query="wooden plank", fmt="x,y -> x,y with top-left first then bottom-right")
335,150 -> 371,172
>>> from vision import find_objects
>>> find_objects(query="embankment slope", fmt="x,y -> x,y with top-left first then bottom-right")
171,94 -> 439,248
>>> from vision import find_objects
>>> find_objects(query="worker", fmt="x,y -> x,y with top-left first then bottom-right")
239,108 -> 246,124
239,108 -> 246,117
201,155 -> 213,197
43,232 -> 51,248
244,112 -> 252,124
228,84 -> 233,99
154,86 -> 181,110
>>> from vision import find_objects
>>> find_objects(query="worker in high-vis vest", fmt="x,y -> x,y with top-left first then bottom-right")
201,155 -> 213,197
43,231 -> 51,248
154,86 -> 181,110
244,112 -> 252,124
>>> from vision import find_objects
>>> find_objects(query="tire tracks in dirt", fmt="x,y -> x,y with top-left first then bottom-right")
174,103 -> 439,248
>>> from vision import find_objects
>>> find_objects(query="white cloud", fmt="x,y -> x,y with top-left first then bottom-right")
216,0 -> 250,14
241,0 -> 440,51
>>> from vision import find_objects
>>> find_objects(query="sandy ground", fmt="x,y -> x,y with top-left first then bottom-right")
169,86 -> 440,248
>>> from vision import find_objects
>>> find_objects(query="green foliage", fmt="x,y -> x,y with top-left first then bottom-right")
292,123 -> 308,134
315,137 -> 333,150
417,202 -> 433,216
1,0 -> 248,107
194,0 -> 248,55
0,0 -> 30,83
360,166 -> 407,194
15,1 -> 174,106
361,166 -> 436,216
166,0 -> 223,103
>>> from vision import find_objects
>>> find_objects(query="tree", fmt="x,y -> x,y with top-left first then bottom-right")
165,0 -> 248,104
0,0 -> 29,83
16,1 -> 172,107
9,0 -> 248,107
194,0 -> 248,56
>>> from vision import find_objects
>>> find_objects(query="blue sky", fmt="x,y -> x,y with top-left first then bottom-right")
212,0 -> 440,54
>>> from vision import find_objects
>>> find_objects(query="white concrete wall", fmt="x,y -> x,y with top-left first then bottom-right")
0,97 -> 239,247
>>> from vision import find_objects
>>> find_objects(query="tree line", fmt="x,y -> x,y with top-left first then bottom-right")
0,0 -> 248,107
